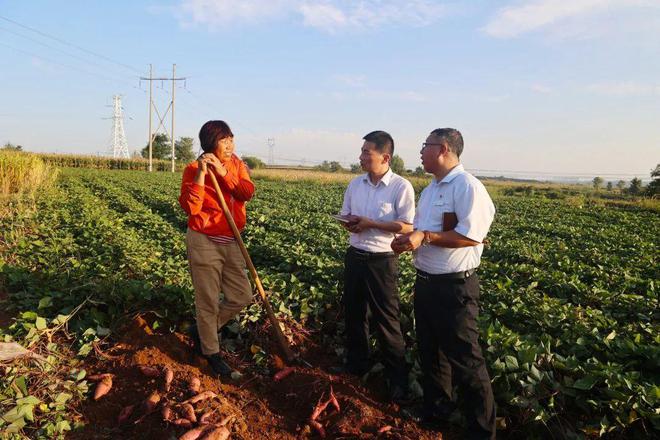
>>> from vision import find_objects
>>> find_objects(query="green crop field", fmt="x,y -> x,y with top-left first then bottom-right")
1,167 -> 658,439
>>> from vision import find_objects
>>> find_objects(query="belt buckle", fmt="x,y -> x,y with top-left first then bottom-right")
417,270 -> 429,280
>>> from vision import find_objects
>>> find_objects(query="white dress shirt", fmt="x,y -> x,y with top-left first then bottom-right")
413,164 -> 495,274
340,169 -> 415,253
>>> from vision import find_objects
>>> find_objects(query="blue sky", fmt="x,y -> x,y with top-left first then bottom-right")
1,0 -> 658,179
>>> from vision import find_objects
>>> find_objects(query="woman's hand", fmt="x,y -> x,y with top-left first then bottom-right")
197,153 -> 227,177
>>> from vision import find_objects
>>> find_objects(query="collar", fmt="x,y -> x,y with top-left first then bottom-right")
362,168 -> 393,187
433,164 -> 464,185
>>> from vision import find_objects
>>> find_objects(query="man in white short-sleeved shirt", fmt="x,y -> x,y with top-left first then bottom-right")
333,130 -> 415,402
392,128 -> 496,440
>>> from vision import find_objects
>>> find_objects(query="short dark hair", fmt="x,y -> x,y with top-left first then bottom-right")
199,120 -> 234,153
363,130 -> 394,156
430,128 -> 463,158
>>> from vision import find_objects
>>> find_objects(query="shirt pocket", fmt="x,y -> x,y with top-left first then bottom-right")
376,201 -> 394,220
429,197 -> 454,228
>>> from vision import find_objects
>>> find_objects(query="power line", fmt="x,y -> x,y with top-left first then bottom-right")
0,41 -> 135,86
0,14 -> 142,74
0,26 -> 139,84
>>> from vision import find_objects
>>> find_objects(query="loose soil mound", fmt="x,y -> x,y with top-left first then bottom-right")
71,316 -> 454,439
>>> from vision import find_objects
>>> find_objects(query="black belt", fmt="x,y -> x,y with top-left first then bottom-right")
416,268 -> 477,281
348,246 -> 396,259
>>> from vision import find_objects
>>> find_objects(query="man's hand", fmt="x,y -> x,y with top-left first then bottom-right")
391,230 -> 425,254
345,216 -> 374,233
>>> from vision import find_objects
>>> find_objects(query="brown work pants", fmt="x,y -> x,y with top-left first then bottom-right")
186,228 -> 253,356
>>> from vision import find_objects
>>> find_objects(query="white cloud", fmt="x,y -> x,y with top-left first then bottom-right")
299,3 -> 347,32
483,0 -> 659,39
176,0 -> 448,32
586,81 -> 660,97
178,0 -> 295,26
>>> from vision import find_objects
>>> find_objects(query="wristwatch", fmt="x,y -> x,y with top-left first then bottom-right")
421,230 -> 432,246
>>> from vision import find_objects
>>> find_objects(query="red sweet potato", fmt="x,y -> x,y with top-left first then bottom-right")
163,367 -> 174,392
93,375 -> 113,400
200,426 -> 230,440
138,365 -> 161,377
189,377 -> 201,394
181,403 -> 197,423
184,391 -> 216,404
172,418 -> 193,428
117,405 -> 135,424
143,391 -> 161,413
273,366 -> 295,381
179,426 -> 208,440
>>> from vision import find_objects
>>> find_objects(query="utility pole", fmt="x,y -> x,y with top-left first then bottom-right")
140,64 -> 186,172
267,138 -> 275,166
148,64 -> 153,172
171,64 -> 176,172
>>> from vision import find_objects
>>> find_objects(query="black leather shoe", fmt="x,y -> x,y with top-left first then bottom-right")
388,384 -> 411,404
205,353 -> 233,377
401,402 -> 454,426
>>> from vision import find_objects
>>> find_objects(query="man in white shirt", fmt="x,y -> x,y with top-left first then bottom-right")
335,130 -> 415,402
392,128 -> 496,440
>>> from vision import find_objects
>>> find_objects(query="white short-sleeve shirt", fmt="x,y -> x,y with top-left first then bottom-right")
340,169 -> 415,253
413,164 -> 495,274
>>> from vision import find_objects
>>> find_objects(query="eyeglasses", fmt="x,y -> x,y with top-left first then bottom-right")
421,142 -> 443,149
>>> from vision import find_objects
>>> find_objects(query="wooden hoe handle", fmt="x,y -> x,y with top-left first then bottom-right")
207,171 -> 295,363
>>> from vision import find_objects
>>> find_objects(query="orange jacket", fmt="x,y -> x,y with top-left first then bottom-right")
179,155 -> 255,237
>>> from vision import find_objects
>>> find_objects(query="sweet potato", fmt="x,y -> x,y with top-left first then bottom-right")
179,426 -> 208,440
218,415 -> 235,427
184,391 -> 216,404
93,375 -> 113,400
377,425 -> 393,433
172,418 -> 193,428
273,366 -> 295,381
328,387 -> 340,412
199,411 -> 213,425
163,367 -> 174,392
138,365 -> 161,377
87,373 -> 113,381
200,426 -> 230,440
189,377 -> 201,394
143,391 -> 161,413
309,420 -> 326,438
181,403 -> 197,423
161,405 -> 173,422
117,405 -> 135,424
310,399 -> 330,421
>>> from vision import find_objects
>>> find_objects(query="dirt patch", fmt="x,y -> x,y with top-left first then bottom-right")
70,316 -> 455,439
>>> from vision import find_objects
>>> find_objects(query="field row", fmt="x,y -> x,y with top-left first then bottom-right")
1,168 -> 658,438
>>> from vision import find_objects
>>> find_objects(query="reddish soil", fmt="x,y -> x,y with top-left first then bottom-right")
70,315 -> 455,440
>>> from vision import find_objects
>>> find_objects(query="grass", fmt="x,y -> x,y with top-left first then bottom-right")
0,151 -> 58,197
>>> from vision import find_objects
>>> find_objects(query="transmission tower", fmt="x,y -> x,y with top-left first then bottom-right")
140,64 -> 186,172
108,95 -> 129,159
267,138 -> 275,165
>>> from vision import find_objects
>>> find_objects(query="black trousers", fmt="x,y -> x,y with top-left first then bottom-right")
343,247 -> 408,388
414,272 -> 496,440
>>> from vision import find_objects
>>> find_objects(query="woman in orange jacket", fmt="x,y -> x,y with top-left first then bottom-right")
179,120 -> 255,376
